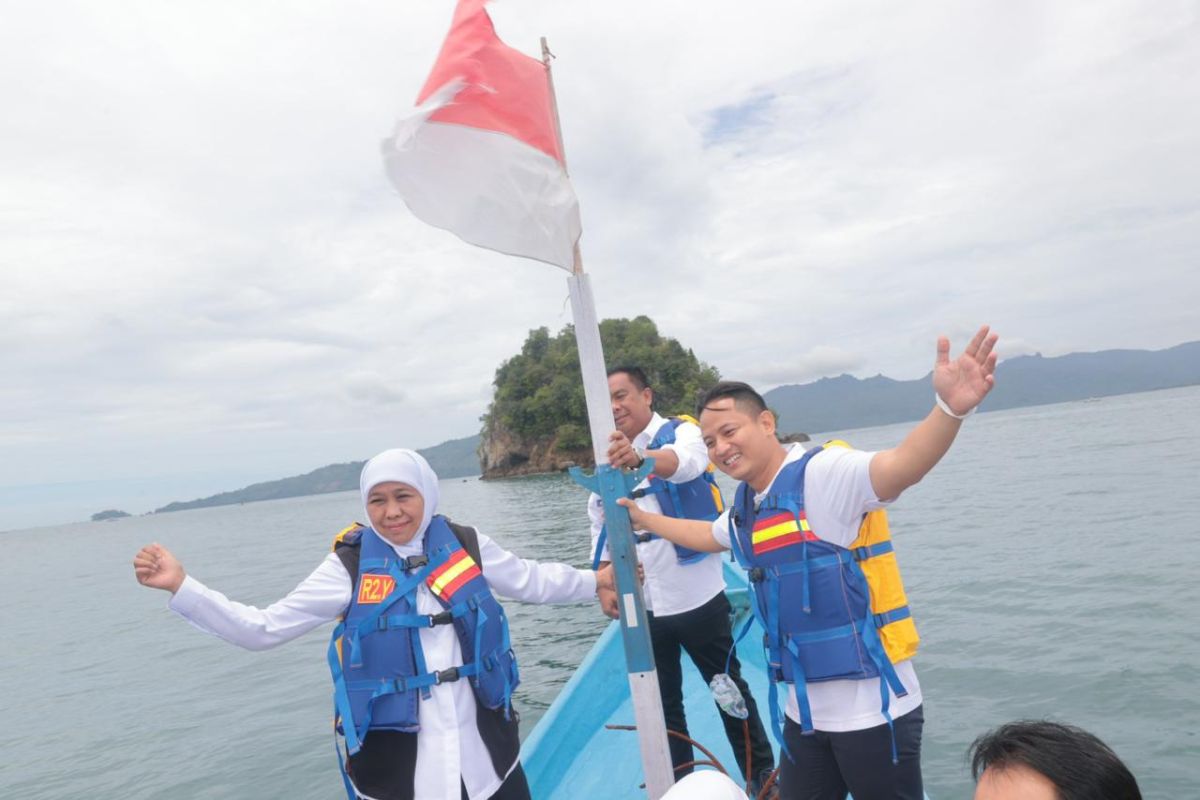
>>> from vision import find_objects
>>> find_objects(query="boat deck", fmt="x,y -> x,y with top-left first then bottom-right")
522,562 -> 777,798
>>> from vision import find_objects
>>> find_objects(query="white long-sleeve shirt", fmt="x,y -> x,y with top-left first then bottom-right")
588,413 -> 726,616
168,527 -> 597,800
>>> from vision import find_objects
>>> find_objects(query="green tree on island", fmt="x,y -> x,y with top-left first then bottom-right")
481,317 -> 719,474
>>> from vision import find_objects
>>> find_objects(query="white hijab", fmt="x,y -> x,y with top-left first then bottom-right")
359,448 -> 440,554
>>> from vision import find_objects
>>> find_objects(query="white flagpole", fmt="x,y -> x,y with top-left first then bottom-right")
542,38 -> 676,800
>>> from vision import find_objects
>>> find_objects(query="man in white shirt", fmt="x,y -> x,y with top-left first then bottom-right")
619,326 -> 1000,800
589,367 -> 774,791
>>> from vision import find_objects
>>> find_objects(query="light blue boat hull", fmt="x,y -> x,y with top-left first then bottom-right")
522,561 -> 775,797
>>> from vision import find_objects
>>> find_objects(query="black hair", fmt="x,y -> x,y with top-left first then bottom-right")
607,365 -> 651,392
695,381 -> 768,418
969,720 -> 1141,800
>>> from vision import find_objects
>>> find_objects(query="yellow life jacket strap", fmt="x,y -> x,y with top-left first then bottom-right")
670,414 -> 725,513
331,522 -> 364,552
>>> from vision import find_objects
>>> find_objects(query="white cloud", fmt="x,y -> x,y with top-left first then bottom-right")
1,0 -> 1197,529
738,345 -> 869,389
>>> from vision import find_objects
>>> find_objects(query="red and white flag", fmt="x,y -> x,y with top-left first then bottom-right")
382,0 -> 581,271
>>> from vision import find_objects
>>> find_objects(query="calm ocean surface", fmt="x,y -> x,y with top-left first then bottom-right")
2,386 -> 1197,798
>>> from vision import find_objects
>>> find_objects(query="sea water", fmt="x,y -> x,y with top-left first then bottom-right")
1,386 -> 1197,798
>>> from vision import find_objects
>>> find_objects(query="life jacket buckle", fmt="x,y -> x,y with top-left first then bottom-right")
404,554 -> 429,570
428,610 -> 453,627
748,567 -> 765,583
633,532 -> 653,544
435,667 -> 461,685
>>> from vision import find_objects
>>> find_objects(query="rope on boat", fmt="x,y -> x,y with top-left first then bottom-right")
604,723 -> 779,798
605,724 -> 730,777
755,768 -> 779,800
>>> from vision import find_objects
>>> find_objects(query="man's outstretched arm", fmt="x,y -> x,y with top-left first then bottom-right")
617,498 -> 726,553
870,325 -> 998,501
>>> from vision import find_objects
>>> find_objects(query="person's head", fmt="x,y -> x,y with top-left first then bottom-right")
970,720 -> 1142,800
607,366 -> 654,439
360,449 -> 440,547
695,381 -> 784,491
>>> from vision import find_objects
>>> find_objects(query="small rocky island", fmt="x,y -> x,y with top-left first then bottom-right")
477,319 -> 822,479
479,318 -> 721,479
91,509 -> 131,522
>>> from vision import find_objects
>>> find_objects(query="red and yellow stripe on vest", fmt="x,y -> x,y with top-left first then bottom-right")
826,439 -> 920,665
426,548 -> 482,602
751,509 -> 818,555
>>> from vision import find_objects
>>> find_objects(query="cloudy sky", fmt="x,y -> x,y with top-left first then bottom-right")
2,0 -> 1197,530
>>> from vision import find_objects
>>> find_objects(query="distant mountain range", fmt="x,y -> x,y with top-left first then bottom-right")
767,340 -> 1200,434
155,340 -> 1198,513
154,434 -> 482,513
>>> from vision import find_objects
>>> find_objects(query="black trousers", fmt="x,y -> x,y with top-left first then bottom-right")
461,764 -> 530,800
778,704 -> 924,800
647,591 -> 775,782
349,730 -> 528,800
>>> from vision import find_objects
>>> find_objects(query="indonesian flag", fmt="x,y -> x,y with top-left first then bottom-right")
382,0 -> 582,271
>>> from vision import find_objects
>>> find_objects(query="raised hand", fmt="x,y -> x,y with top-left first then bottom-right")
932,325 -> 999,417
133,543 -> 186,594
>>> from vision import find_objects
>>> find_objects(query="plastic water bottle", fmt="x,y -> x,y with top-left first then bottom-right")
709,672 -> 748,719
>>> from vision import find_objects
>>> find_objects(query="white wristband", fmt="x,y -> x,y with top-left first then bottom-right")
935,393 -> 976,420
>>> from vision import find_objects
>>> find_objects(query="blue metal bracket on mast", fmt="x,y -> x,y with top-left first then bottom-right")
568,459 -> 657,673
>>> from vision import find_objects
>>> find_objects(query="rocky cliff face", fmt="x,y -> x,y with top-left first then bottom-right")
479,419 -> 811,479
479,420 -> 593,479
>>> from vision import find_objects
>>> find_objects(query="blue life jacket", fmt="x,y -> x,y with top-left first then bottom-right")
326,515 -> 519,759
592,416 -> 725,569
728,446 -> 908,758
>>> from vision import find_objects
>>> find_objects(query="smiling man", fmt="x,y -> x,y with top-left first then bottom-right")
588,366 -> 775,793
619,327 -> 1000,800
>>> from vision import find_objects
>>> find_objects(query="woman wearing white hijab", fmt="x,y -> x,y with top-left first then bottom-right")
134,448 -> 614,800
